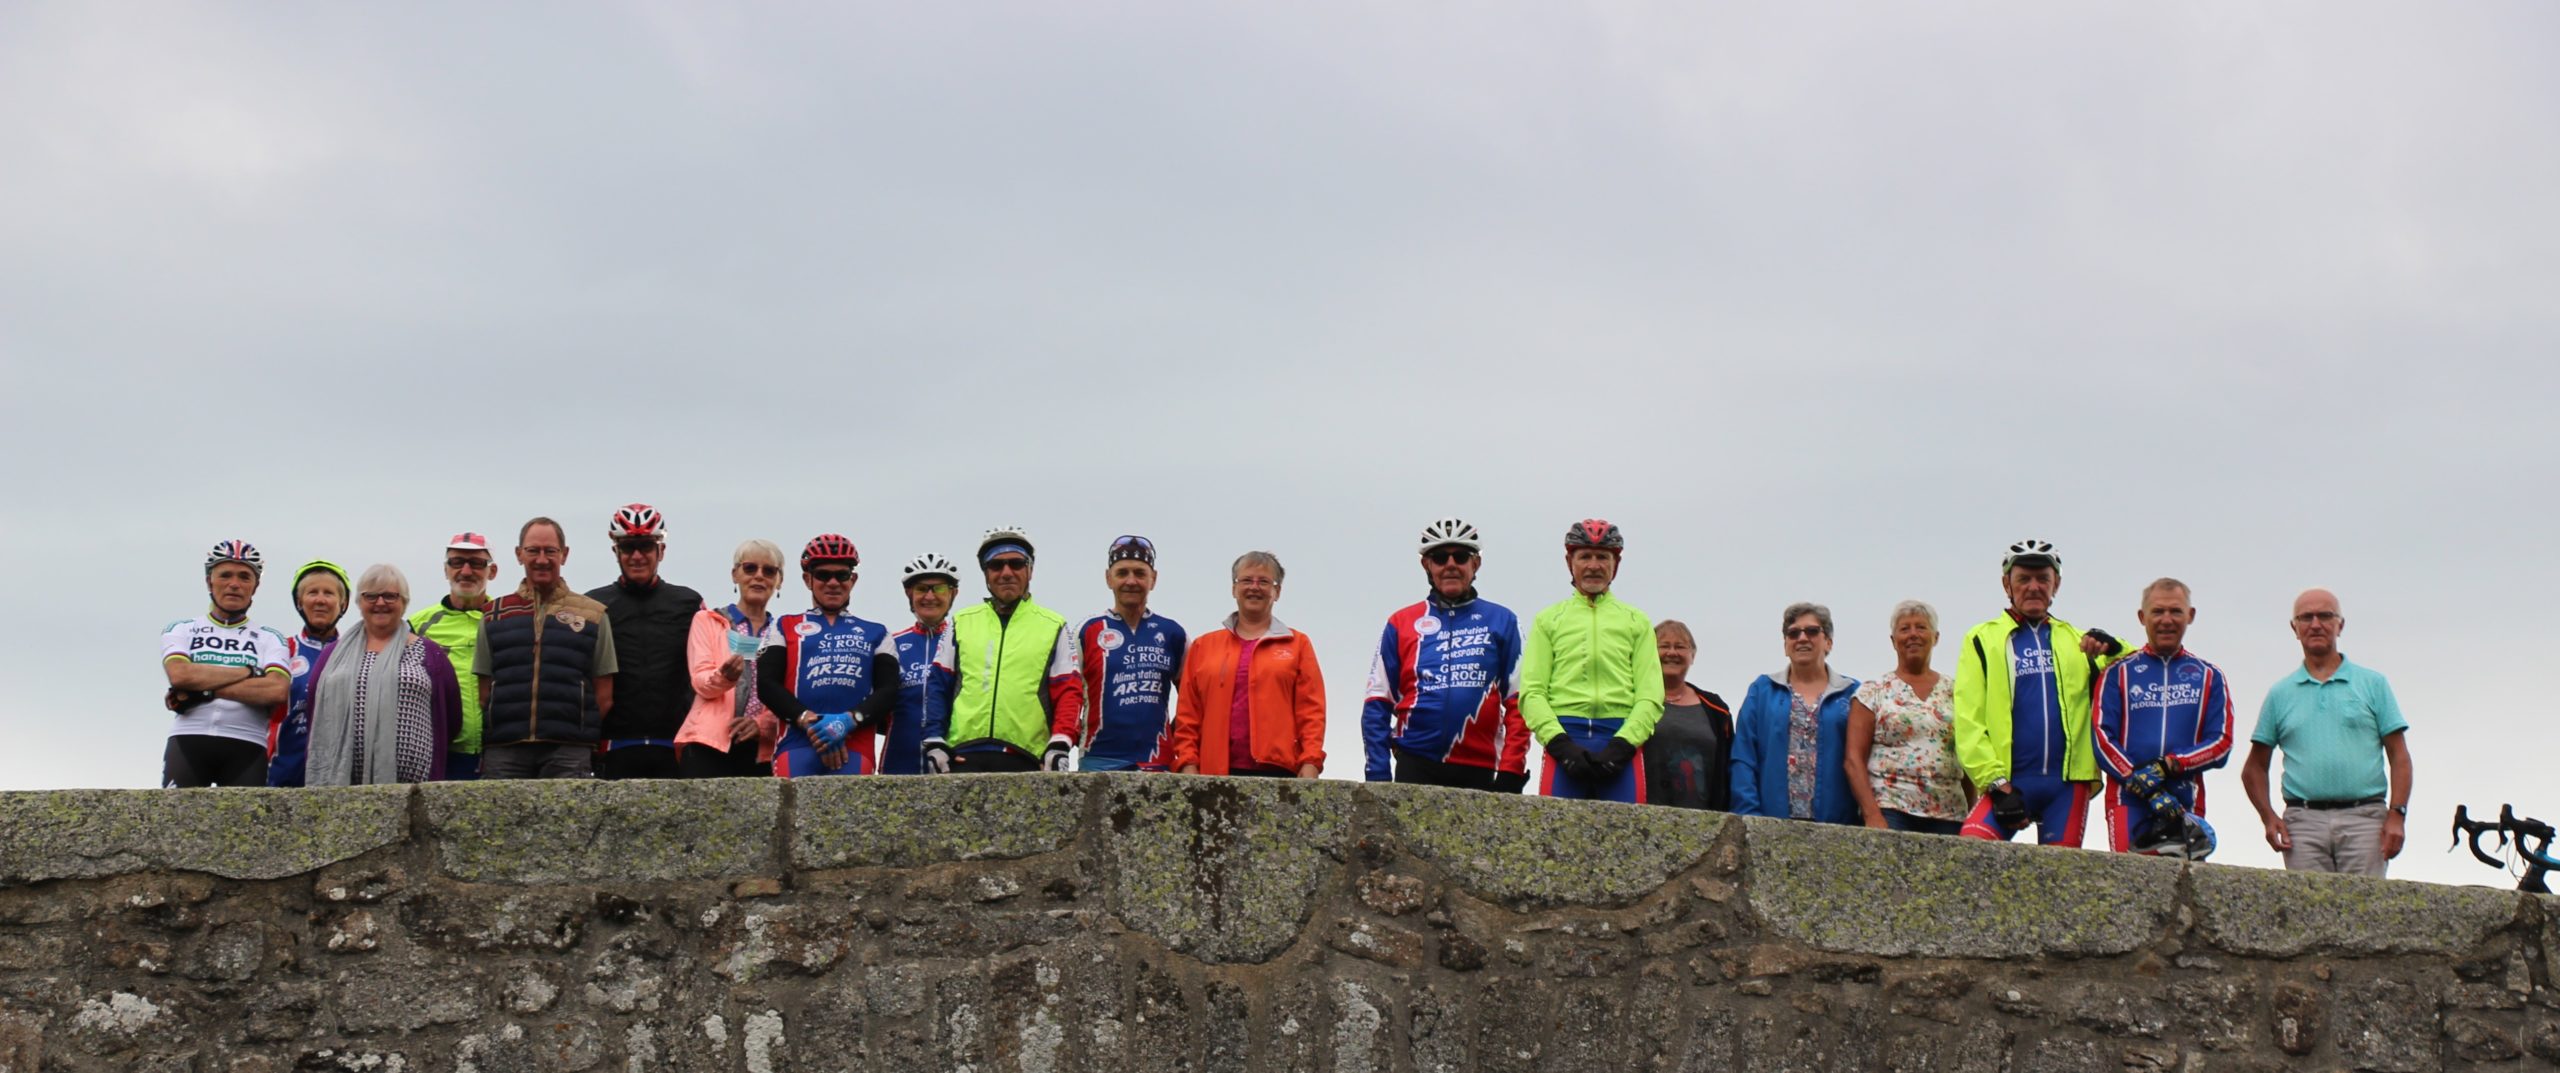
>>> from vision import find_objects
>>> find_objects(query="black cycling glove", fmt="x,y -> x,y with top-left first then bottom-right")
1592,737 -> 1638,780
1543,735 -> 1598,783
1988,782 -> 2031,830
2084,628 -> 2125,657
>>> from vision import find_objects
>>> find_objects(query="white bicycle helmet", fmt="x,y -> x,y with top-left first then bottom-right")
901,553 -> 962,587
2001,539 -> 2061,571
1417,517 -> 1483,553
978,525 -> 1035,562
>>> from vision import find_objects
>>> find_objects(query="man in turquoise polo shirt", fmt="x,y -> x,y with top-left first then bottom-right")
2239,588 -> 2414,876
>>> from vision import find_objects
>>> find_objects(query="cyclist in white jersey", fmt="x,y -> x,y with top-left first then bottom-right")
161,540 -> 292,787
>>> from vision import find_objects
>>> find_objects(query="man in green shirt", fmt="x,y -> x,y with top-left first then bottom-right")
1519,518 -> 1664,802
409,531 -> 497,780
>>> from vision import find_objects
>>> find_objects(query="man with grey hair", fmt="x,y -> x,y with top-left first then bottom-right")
2239,588 -> 2413,875
2092,578 -> 2235,857
1954,539 -> 2128,846
411,531 -> 497,780
936,526 -> 1082,774
473,517 -> 619,780
1361,518 -> 1531,792
1520,518 -> 1664,802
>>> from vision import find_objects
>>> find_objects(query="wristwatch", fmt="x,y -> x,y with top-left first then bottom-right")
2389,804 -> 2409,817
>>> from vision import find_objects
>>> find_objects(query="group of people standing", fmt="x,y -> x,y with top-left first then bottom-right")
1690,541 -> 2414,877
160,513 -> 2413,877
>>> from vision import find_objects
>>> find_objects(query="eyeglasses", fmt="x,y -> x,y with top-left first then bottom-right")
445,557 -> 491,571
615,542 -> 661,556
985,558 -> 1031,574
519,547 -> 564,560
808,568 -> 855,583
359,592 -> 403,604
1425,549 -> 1476,565
2292,611 -> 2340,624
1783,626 -> 1827,640
1234,577 -> 1278,589
908,583 -> 954,596
737,563 -> 781,578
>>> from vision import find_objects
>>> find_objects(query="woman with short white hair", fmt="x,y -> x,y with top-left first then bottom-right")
677,539 -> 787,778
305,564 -> 461,785
1843,600 -> 1969,834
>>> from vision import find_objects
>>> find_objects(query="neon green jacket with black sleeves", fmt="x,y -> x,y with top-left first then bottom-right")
945,597 -> 1081,756
1519,590 -> 1666,746
1951,610 -> 2125,788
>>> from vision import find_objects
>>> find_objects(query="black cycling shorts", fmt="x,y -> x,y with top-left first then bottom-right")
163,735 -> 269,788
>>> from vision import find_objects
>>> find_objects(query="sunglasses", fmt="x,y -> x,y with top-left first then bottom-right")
615,542 -> 662,556
985,558 -> 1031,574
1425,549 -> 1476,565
737,563 -> 781,578
1112,535 -> 1155,552
445,557 -> 491,571
808,568 -> 855,582
908,583 -> 955,596
1784,626 -> 1827,640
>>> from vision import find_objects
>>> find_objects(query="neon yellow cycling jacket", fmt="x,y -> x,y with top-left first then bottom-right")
946,597 -> 1076,756
1951,610 -> 2124,788
1519,591 -> 1666,746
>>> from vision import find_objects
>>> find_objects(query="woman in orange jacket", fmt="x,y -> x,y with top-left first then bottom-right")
1171,551 -> 1327,778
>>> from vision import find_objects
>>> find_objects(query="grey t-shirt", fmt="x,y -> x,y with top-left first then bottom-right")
1646,699 -> 1726,810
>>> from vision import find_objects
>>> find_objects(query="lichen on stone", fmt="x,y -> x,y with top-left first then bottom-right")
1102,774 -> 1353,962
1746,817 -> 2181,958
423,779 -> 780,885
792,773 -> 1087,870
0,786 -> 409,884
2191,863 -> 2523,957
1375,781 -> 1724,908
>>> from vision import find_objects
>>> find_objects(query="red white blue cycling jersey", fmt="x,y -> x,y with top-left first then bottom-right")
1360,593 -> 1530,782
759,609 -> 896,769
2093,646 -> 2236,779
884,621 -> 958,775
1062,611 -> 1188,770
264,630 -> 332,787
161,614 -> 291,746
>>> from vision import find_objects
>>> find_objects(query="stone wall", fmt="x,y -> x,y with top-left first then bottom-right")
0,774 -> 2552,1072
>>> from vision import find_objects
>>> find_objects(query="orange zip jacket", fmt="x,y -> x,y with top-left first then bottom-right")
1170,617 -> 1327,775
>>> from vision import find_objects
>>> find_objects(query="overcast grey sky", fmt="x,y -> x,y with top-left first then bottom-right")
4,3 -> 2553,887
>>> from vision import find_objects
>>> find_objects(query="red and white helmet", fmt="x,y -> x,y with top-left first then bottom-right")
801,534 -> 861,570
1564,518 -> 1624,552
205,539 -> 264,576
608,503 -> 666,541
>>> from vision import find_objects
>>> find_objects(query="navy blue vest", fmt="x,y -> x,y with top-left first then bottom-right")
482,589 -> 607,745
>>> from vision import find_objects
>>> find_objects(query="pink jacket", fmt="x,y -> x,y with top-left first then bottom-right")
676,607 -> 782,762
